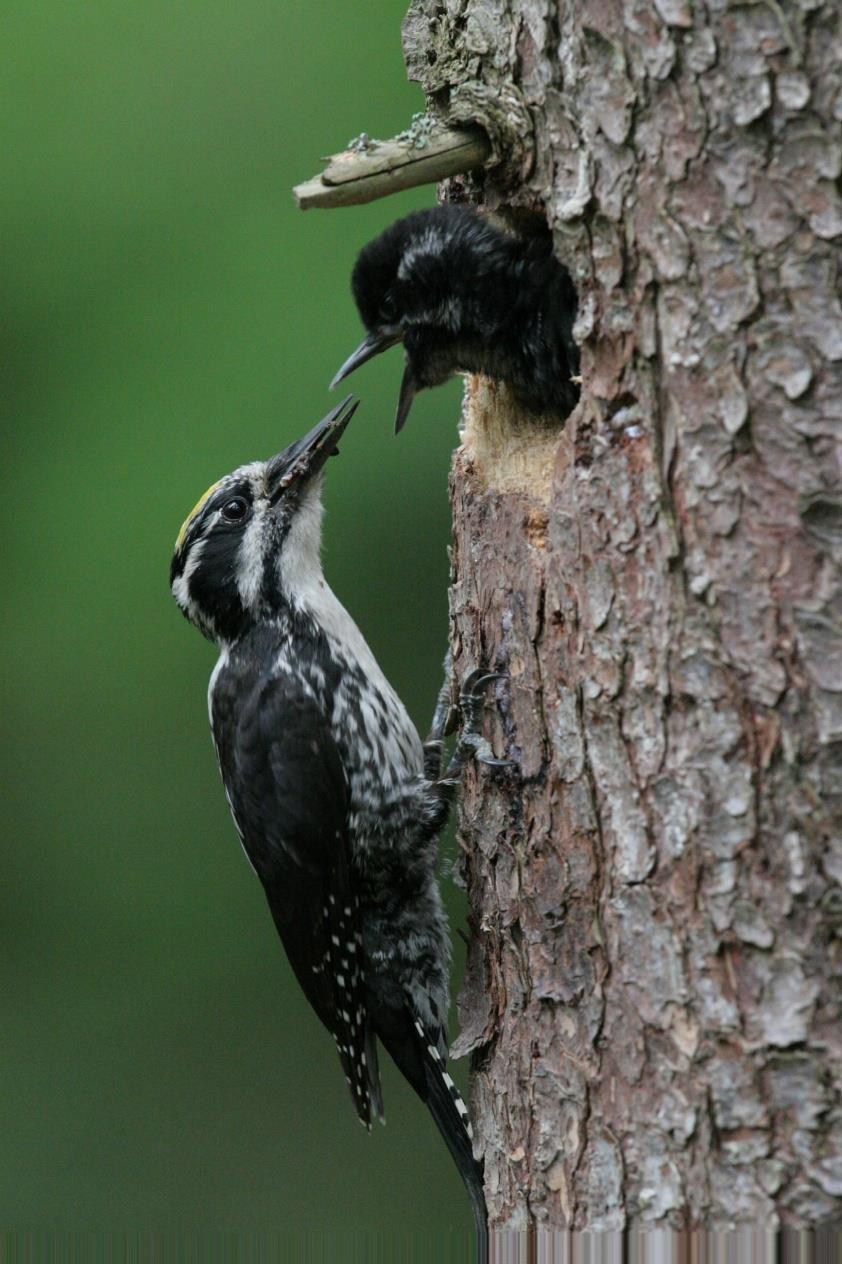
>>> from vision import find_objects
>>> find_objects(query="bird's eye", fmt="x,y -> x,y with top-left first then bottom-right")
220,497 -> 249,523
381,293 -> 397,321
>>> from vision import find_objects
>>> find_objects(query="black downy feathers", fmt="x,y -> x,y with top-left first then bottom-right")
333,205 -> 580,433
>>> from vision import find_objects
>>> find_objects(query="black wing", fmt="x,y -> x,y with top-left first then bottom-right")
216,672 -> 382,1127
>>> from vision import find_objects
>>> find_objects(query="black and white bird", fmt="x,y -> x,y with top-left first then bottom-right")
331,205 -> 580,432
170,396 -> 498,1261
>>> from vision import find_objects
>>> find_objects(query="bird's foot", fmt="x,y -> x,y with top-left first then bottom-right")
445,667 -> 512,779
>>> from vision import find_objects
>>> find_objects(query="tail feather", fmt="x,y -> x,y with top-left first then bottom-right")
365,1022 -> 385,1123
417,1021 -> 488,1264
375,1009 -> 488,1264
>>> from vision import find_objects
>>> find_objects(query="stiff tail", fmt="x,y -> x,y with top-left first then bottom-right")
415,1019 -> 489,1264
374,1009 -> 488,1264
371,1006 -> 485,1264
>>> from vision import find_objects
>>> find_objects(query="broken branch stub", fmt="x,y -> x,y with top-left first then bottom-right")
293,120 -> 491,210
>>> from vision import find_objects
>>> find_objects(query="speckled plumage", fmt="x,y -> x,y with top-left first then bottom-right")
333,205 -> 580,432
209,613 -> 452,1070
170,400 -> 486,1259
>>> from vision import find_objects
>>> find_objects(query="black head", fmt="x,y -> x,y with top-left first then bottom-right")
170,396 -> 358,643
331,206 -> 515,433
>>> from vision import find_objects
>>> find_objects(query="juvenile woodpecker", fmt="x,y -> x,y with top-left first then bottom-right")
332,205 -> 580,432
170,397 -> 499,1261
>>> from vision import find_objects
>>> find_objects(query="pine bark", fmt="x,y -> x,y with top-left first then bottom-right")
402,0 -> 842,1232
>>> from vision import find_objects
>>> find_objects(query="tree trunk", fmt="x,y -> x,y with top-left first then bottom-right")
403,0 -> 842,1234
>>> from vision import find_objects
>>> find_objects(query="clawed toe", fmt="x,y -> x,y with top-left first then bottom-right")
450,695 -> 513,772
462,733 -> 512,769
460,669 -> 504,704
476,753 -> 514,769
433,663 -> 514,784
450,733 -> 508,768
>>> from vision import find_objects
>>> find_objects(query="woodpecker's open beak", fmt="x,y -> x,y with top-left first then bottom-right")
267,395 -> 359,503
330,327 -> 403,390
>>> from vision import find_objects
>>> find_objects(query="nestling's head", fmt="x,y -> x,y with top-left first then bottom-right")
331,206 -> 518,433
170,397 -> 357,644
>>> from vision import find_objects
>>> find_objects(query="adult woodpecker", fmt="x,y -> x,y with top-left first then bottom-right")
170,397 -> 502,1261
331,205 -> 580,433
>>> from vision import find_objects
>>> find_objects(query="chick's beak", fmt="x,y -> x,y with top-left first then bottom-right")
394,365 -> 417,435
266,395 -> 359,503
331,327 -> 421,436
330,326 -> 403,390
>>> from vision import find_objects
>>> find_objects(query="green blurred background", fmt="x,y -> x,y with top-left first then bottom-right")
1,0 -> 470,1246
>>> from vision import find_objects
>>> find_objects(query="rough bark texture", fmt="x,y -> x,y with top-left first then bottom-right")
402,0 -> 842,1232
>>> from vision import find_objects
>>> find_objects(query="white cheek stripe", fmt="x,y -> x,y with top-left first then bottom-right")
236,503 -> 268,609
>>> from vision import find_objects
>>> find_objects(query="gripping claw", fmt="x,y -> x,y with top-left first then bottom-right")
460,669 -> 504,698
443,666 -> 513,778
477,753 -> 512,768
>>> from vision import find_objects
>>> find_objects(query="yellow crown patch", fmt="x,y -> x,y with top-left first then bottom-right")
175,479 -> 222,552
